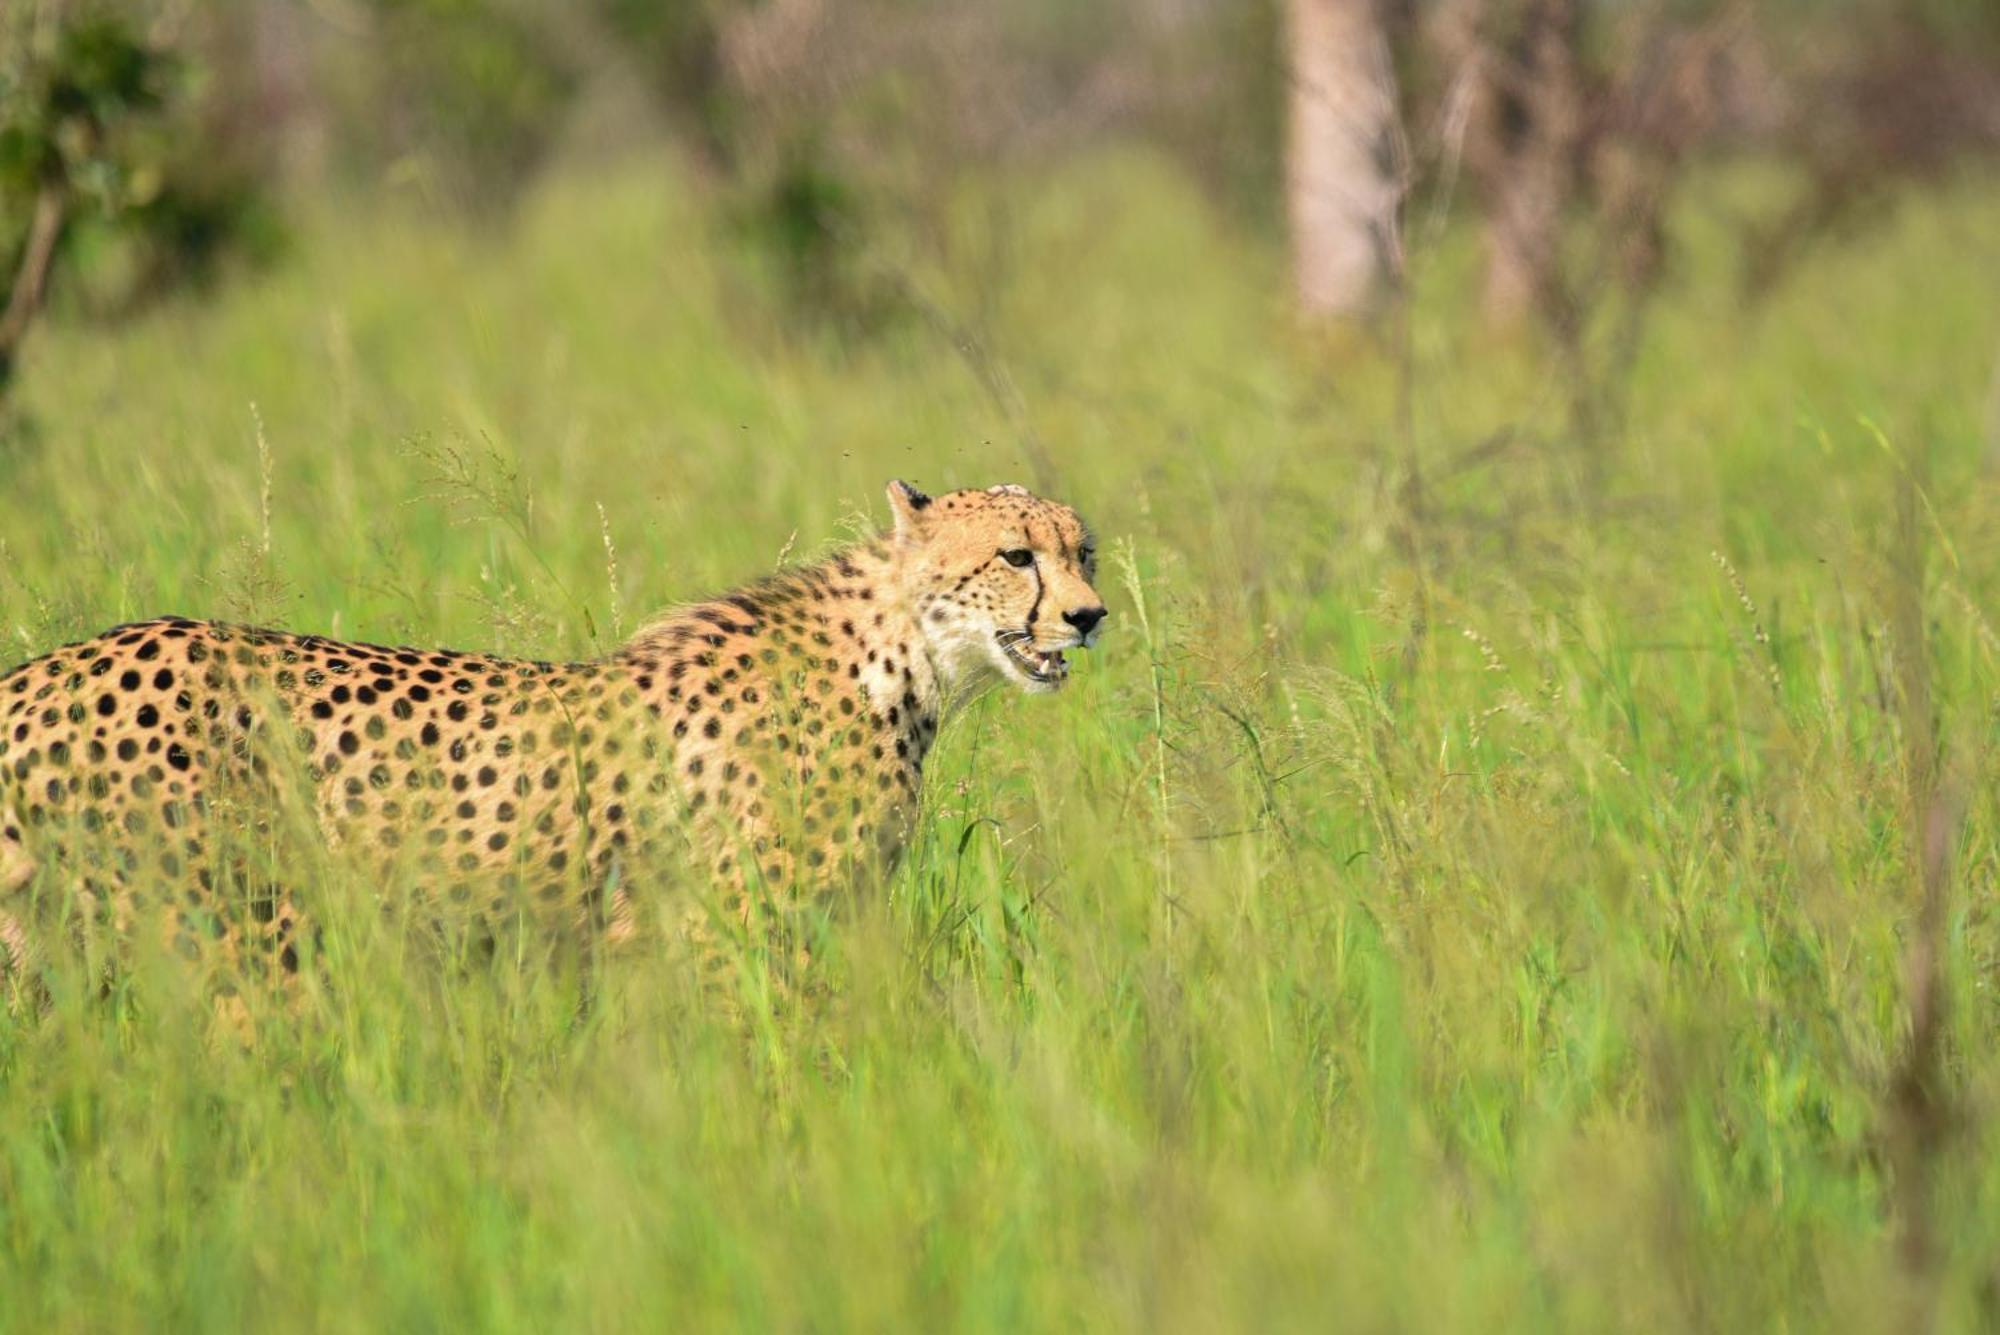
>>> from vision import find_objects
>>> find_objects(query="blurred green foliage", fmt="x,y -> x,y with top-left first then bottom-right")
0,2 -> 280,387
0,11 -> 169,200
327,0 -> 578,209
8,0 -> 1995,371
594,0 -> 738,162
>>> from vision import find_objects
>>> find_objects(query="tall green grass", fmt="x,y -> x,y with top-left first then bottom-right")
2,148 -> 1999,1330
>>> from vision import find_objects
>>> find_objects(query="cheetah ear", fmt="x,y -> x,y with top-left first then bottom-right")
886,479 -> 932,543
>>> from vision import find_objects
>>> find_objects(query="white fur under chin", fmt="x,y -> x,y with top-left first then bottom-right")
919,614 -> 1070,702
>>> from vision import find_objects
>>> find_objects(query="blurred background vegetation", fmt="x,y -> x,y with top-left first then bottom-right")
5,0 -> 1996,387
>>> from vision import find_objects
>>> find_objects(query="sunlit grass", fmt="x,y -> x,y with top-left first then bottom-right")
2,148 -> 1998,1330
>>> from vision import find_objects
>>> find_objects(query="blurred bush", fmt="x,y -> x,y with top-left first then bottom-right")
1743,0 -> 2000,294
0,1 -> 282,389
319,0 -> 579,211
591,0 -> 737,165
652,0 -> 1284,327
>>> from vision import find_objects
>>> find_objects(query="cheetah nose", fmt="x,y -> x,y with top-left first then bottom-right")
1063,606 -> 1107,637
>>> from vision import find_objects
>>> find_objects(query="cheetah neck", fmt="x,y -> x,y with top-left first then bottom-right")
622,537 -> 966,763
815,539 -> 955,738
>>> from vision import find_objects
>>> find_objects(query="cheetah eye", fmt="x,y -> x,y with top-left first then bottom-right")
1078,546 -> 1095,566
999,548 -> 1034,568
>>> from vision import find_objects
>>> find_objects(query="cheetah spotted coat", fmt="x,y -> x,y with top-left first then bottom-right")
0,482 -> 1105,982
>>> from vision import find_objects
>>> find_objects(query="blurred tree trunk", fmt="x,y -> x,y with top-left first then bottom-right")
1484,0 -> 1582,324
1285,0 -> 1401,319
0,185 -> 66,390
1432,0 -> 1584,326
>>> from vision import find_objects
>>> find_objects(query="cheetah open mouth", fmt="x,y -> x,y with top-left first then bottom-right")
996,633 -> 1070,685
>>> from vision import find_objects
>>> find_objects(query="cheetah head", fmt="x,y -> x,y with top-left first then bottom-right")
888,480 -> 1107,696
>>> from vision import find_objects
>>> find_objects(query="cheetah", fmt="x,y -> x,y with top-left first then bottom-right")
0,481 -> 1106,987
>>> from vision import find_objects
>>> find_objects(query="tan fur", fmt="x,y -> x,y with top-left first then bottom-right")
0,483 -> 1104,980
0,803 -> 30,894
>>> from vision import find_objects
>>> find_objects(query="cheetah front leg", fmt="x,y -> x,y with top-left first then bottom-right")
0,805 -> 31,895
2,805 -> 38,994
